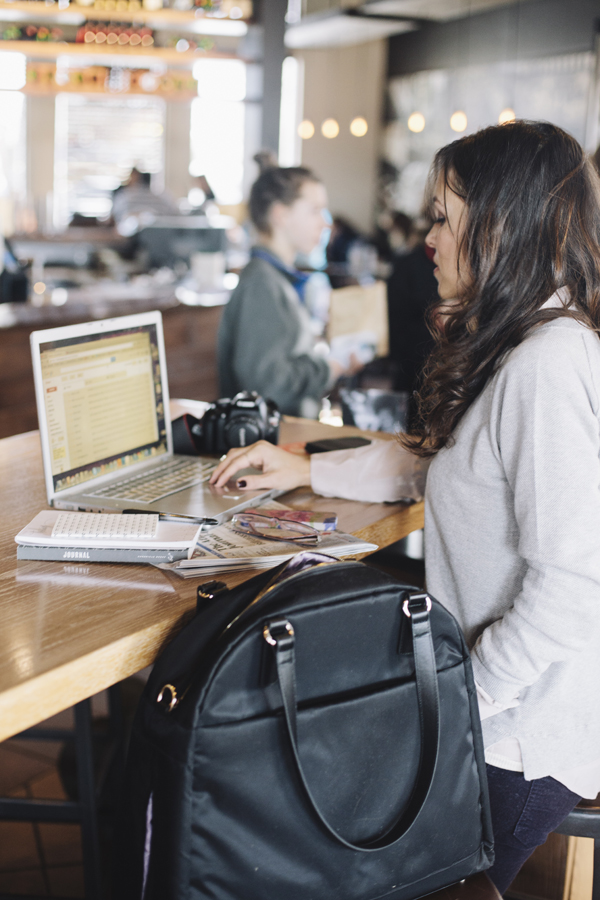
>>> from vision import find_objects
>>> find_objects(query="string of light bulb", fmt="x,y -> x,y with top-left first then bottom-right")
405,106 -> 517,135
297,104 -> 516,141
297,116 -> 369,140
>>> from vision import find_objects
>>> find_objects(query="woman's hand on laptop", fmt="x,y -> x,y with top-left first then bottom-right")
210,441 -> 311,492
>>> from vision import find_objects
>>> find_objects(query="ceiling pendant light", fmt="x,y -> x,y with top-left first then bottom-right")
321,118 -> 339,139
407,112 -> 425,133
350,116 -> 368,137
449,0 -> 472,137
499,5 -> 523,132
498,107 -> 516,125
450,110 -> 468,133
298,119 -> 315,139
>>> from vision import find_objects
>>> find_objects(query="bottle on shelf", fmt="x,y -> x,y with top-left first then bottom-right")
76,21 -> 155,45
141,26 -> 154,45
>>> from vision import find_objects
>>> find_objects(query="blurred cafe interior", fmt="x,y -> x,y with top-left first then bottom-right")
0,0 -> 597,441
0,0 -> 599,895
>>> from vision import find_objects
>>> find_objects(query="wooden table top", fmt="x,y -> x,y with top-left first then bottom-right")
0,420 -> 424,742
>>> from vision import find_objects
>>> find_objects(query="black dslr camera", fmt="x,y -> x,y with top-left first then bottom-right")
172,392 -> 280,457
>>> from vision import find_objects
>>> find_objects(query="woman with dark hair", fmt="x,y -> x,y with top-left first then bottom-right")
212,121 -> 600,890
218,162 -> 353,417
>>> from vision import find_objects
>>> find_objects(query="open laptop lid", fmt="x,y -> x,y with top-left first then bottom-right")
30,311 -> 172,507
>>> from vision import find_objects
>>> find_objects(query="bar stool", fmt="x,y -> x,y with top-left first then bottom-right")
555,795 -> 600,900
0,684 -> 125,900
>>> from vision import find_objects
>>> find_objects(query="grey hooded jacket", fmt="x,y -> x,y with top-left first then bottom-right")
218,256 -> 330,416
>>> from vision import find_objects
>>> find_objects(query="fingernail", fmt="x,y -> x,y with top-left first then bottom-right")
237,479 -> 246,488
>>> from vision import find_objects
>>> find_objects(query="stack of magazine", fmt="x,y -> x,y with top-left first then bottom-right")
15,505 -> 378,576
158,518 -> 378,579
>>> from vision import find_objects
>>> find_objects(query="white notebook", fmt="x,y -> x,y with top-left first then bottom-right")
15,510 -> 201,551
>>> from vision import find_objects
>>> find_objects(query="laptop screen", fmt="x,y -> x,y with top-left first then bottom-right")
39,322 -> 168,493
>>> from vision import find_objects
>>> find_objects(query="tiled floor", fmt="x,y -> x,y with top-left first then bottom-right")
0,707 -> 85,897
0,673 -> 149,899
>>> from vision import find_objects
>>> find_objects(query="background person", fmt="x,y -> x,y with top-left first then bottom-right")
374,210 -> 413,262
212,121 -> 600,893
218,163 -> 358,418
325,215 -> 362,287
387,215 -> 438,428
111,167 -> 178,226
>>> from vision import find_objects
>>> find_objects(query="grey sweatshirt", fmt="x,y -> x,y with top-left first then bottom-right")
218,256 -> 330,416
425,315 -> 600,781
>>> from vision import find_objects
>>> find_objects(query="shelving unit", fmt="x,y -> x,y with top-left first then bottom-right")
24,58 -> 199,95
7,38 -> 232,64
0,0 -> 251,27
0,0 -> 250,65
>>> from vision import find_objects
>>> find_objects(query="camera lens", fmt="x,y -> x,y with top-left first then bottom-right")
224,415 -> 262,448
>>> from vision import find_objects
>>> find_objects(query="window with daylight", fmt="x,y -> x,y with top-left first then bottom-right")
0,54 -> 27,235
278,55 -> 303,167
54,93 -> 165,229
190,58 -> 245,205
0,89 -> 26,234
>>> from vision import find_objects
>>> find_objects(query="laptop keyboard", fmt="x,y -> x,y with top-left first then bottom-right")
91,458 -> 216,503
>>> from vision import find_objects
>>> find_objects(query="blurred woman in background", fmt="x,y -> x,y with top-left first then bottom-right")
218,160 -> 356,418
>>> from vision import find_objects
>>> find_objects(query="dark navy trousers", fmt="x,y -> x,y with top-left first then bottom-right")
485,764 -> 581,894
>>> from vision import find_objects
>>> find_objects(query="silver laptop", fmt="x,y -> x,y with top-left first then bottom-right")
30,310 -> 280,522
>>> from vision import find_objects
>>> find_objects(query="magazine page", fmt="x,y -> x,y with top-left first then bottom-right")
158,502 -> 377,575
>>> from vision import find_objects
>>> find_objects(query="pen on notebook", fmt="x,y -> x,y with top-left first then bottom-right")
122,510 -> 218,526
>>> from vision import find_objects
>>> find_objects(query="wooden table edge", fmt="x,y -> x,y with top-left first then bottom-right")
0,613 -> 189,743
354,501 -> 424,553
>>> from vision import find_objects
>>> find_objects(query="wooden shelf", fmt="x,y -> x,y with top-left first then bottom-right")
0,1 -> 251,30
0,37 -> 234,63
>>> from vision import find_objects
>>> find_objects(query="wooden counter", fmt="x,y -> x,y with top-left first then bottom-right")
0,421 -> 424,742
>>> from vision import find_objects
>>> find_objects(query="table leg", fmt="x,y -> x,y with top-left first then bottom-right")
74,699 -> 102,900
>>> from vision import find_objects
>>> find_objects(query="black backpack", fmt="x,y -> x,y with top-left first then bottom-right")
114,553 -> 494,900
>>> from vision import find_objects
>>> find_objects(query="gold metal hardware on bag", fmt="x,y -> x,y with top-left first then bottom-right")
402,595 -> 432,618
157,683 -> 179,712
197,580 -> 228,601
263,621 -> 294,646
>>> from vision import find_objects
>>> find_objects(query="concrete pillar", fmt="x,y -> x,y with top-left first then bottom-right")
26,95 -> 55,231
299,40 -> 387,232
260,0 -> 286,154
164,101 -> 192,202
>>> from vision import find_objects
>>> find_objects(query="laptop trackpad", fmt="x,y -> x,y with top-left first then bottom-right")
163,467 -> 272,518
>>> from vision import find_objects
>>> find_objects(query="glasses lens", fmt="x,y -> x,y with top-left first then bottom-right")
231,514 -> 320,543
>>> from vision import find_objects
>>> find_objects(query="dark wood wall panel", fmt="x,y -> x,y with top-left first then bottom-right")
0,304 -> 224,439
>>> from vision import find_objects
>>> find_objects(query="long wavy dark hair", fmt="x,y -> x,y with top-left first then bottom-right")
402,120 -> 600,458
